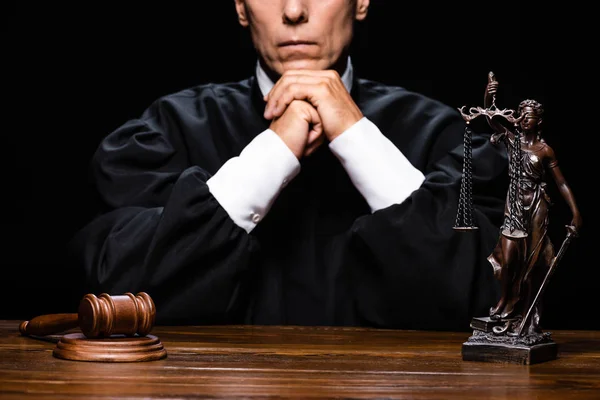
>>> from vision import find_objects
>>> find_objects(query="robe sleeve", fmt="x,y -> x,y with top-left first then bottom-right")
349,117 -> 508,331
67,98 -> 257,325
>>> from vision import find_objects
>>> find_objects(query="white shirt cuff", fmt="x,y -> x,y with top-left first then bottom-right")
207,129 -> 300,233
329,117 -> 425,212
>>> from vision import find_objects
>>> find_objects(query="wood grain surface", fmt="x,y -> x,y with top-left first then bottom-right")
1,320 -> 599,399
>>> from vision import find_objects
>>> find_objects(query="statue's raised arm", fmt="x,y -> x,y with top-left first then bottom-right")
485,72 -> 512,143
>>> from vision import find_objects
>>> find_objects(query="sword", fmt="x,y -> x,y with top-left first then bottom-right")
515,225 -> 578,337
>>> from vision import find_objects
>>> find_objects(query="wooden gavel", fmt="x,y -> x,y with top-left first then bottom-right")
19,292 -> 156,339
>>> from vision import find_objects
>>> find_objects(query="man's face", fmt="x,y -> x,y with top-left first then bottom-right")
235,0 -> 369,77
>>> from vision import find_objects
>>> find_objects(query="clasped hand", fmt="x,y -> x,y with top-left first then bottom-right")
265,70 -> 363,159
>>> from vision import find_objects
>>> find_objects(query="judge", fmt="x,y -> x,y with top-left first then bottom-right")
69,0 -> 507,330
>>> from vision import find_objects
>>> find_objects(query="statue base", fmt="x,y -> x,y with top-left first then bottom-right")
462,317 -> 557,365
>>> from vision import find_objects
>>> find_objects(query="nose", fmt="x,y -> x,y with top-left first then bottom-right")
282,0 -> 308,24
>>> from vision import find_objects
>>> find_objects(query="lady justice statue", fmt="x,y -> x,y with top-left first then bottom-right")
456,72 -> 582,364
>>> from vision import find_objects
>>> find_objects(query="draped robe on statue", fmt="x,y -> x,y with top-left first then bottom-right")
488,135 -> 556,331
68,75 -> 508,330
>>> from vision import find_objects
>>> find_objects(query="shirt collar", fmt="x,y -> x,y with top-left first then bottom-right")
256,57 -> 354,97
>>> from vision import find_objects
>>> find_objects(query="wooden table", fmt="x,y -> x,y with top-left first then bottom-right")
1,320 -> 599,399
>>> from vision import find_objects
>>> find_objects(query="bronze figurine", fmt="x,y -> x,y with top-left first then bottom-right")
457,72 -> 582,364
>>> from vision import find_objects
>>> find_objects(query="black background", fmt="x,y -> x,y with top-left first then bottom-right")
3,2 -> 596,330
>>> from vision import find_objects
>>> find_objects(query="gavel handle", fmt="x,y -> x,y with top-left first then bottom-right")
19,313 -> 79,336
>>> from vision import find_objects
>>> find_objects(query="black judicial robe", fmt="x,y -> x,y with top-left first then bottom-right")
69,75 -> 508,330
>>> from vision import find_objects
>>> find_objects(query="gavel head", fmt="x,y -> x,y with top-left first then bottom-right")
78,292 -> 156,338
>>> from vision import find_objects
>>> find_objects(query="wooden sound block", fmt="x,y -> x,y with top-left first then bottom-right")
52,333 -> 167,362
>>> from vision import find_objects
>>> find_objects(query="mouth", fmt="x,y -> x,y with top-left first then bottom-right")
279,40 -> 317,47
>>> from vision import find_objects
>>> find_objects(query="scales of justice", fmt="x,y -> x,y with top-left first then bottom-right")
453,71 -> 581,364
